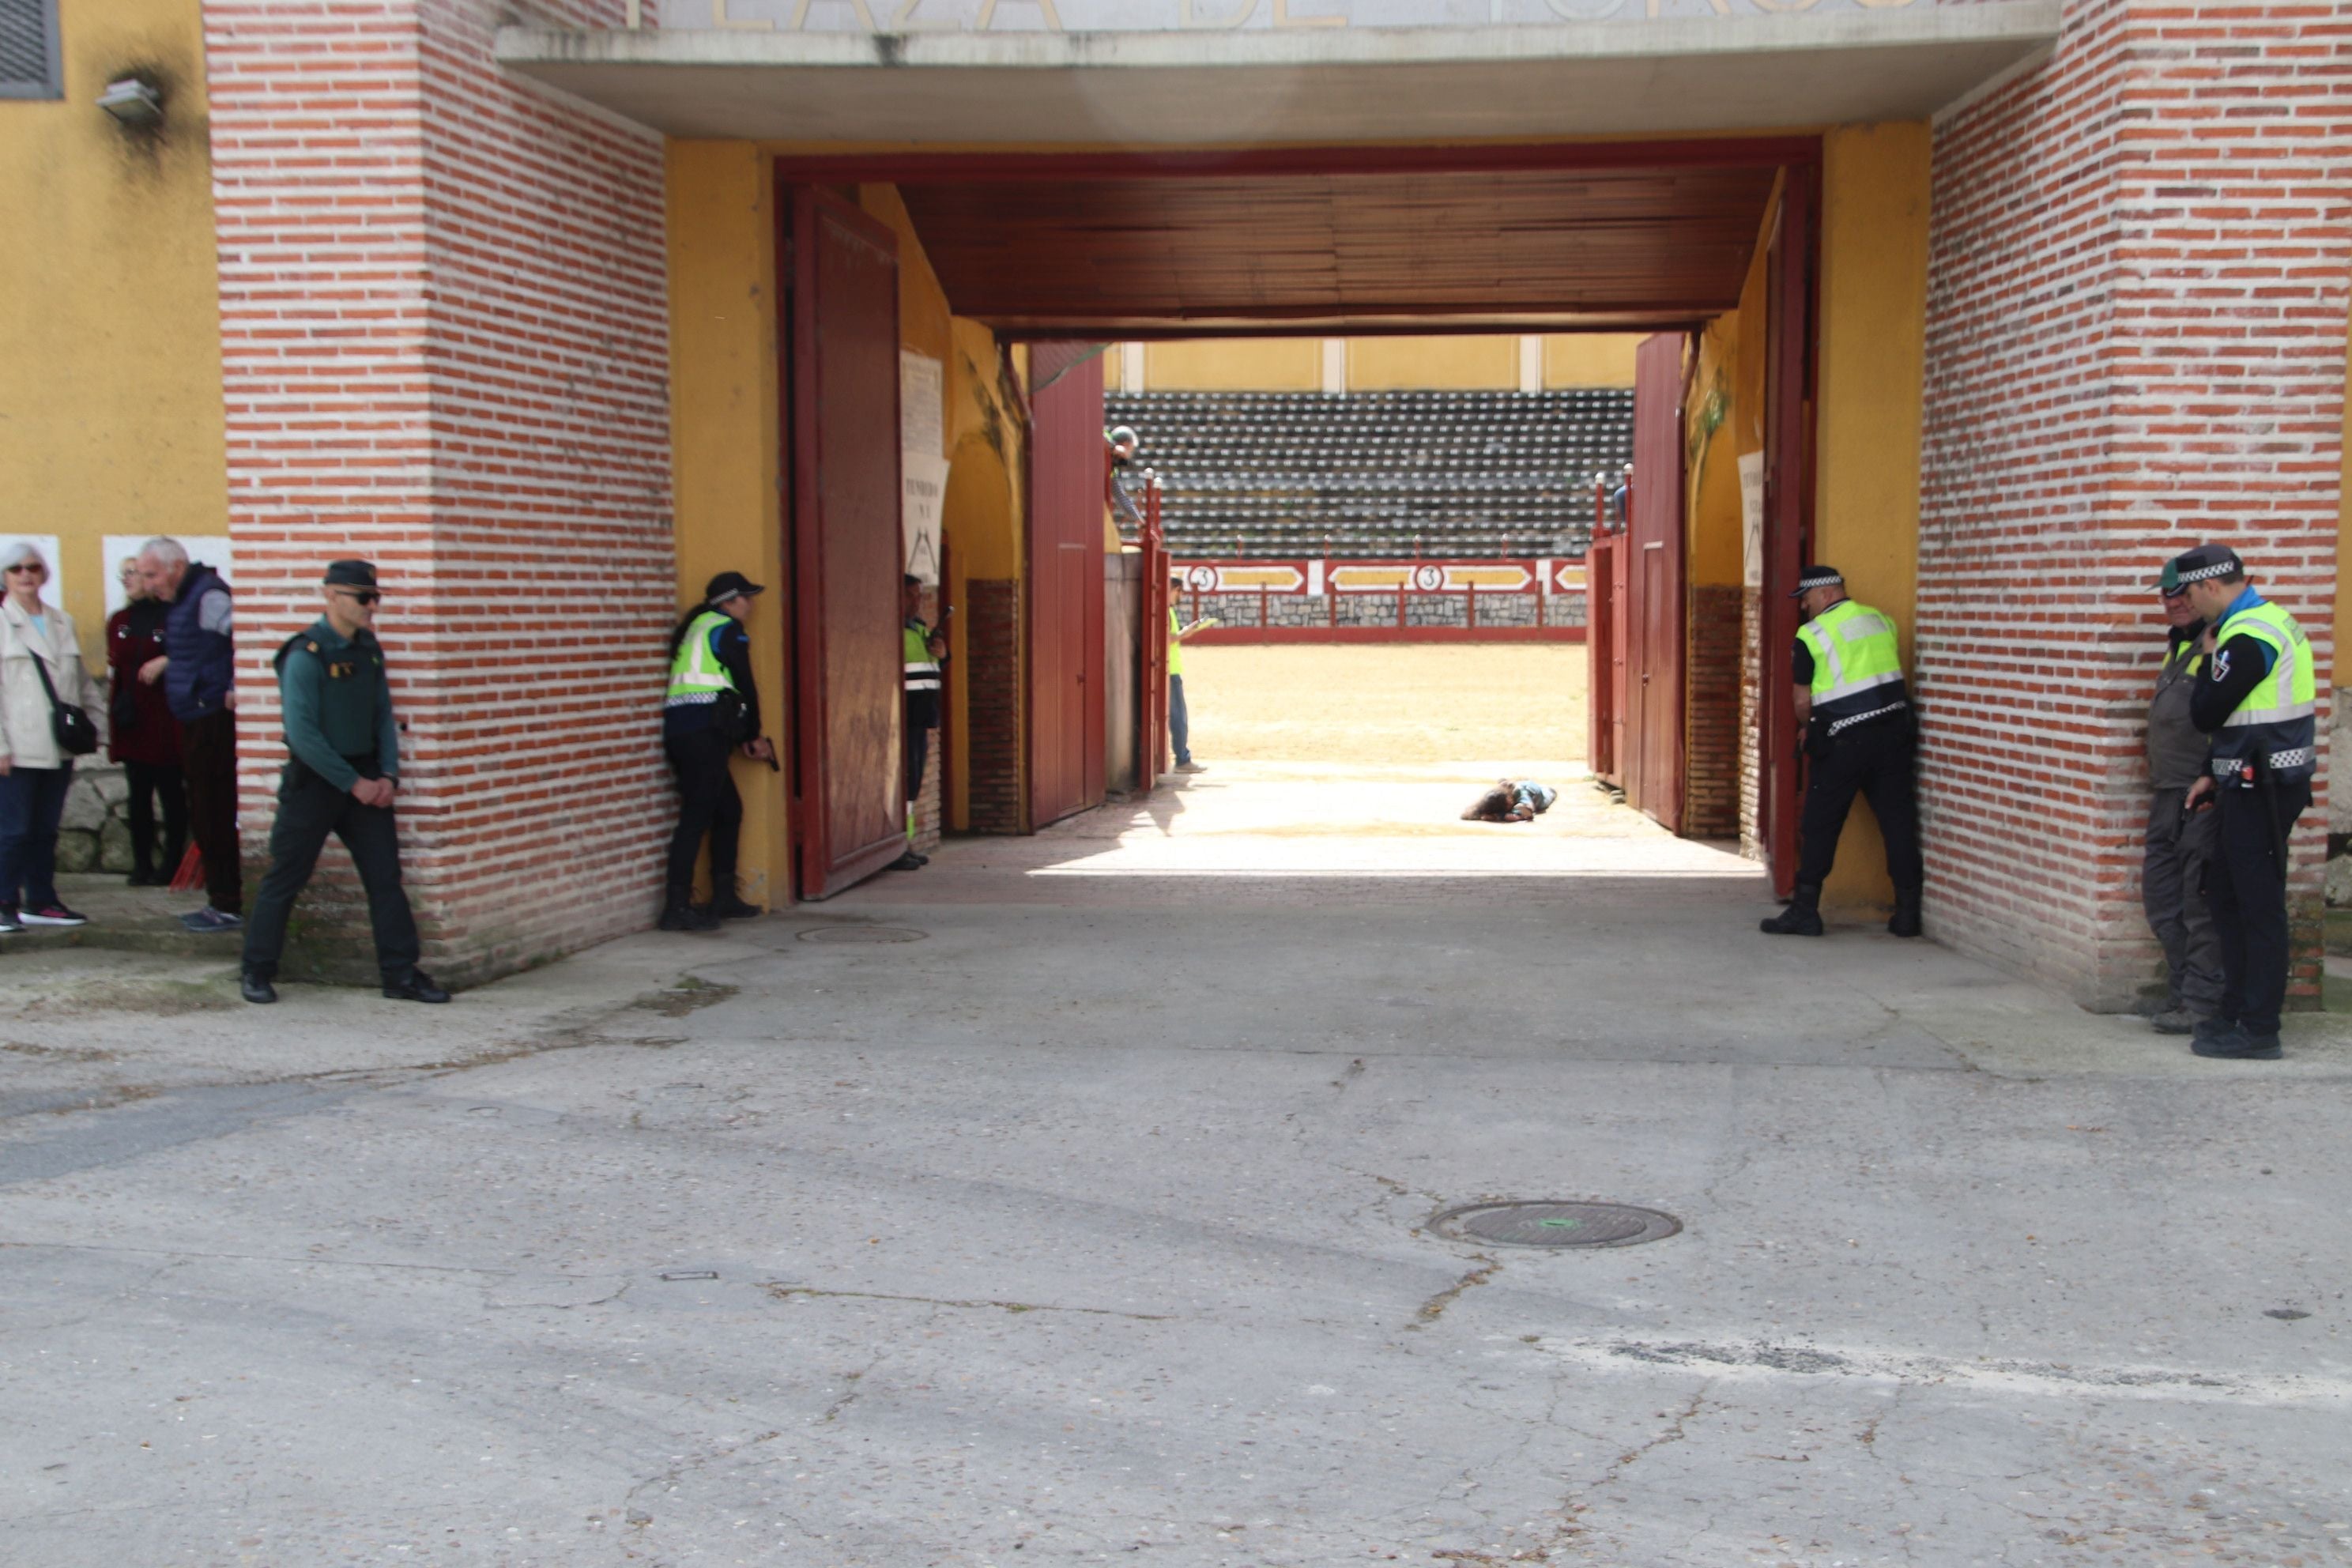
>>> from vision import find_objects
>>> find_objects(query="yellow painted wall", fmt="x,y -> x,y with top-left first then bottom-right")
1543,334 -> 1642,390
0,0 -> 227,662
1146,339 -> 1319,391
1348,335 -> 1517,390
1684,240 -> 1772,594
1812,122 -> 1932,911
666,141 -> 788,908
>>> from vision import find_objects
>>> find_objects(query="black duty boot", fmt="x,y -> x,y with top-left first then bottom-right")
711,895 -> 763,920
383,971 -> 451,1004
1888,887 -> 1923,939
240,971 -> 278,1004
1759,884 -> 1825,937
659,900 -> 720,933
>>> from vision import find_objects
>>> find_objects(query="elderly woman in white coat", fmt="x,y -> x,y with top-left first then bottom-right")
0,542 -> 102,931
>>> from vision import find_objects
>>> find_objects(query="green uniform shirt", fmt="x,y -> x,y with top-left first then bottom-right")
274,618 -> 399,792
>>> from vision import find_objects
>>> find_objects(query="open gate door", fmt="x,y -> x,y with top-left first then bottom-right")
787,188 -> 907,899
1027,345 -> 1108,829
1622,333 -> 1687,832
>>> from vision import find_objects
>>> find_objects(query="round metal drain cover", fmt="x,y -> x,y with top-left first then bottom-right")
797,925 -> 926,944
1430,1200 -> 1679,1250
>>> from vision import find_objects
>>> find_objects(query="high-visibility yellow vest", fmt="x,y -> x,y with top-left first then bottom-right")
666,610 -> 737,706
2209,598 -> 2316,784
1167,608 -> 1184,678
1796,598 -> 1909,736
903,623 -> 940,694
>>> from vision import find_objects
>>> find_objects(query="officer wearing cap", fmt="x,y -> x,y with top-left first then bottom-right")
661,570 -> 772,931
240,561 -> 447,1004
1760,565 -> 1924,938
2172,544 -> 2316,1061
2139,569 -> 2222,1035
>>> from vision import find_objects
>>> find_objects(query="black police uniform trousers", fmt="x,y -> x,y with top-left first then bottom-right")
242,758 -> 420,985
1796,718 -> 1924,891
664,726 -> 741,903
2203,778 -> 2309,1038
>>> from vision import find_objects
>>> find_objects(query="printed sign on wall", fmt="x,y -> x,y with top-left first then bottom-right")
901,352 -> 946,585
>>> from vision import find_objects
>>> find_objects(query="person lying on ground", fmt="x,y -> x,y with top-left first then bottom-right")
1462,780 -> 1557,823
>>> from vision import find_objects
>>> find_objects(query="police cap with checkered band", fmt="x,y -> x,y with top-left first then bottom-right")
2155,543 -> 2244,596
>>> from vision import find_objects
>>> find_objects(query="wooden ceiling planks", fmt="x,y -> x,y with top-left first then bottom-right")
894,160 -> 1780,330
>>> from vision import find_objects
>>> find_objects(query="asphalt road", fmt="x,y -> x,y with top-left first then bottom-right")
3,785 -> 2348,1566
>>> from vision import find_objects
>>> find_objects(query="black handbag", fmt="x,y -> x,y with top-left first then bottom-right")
28,641 -> 99,757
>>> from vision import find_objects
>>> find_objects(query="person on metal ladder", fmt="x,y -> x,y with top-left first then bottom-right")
1760,564 -> 1924,939
895,574 -> 946,873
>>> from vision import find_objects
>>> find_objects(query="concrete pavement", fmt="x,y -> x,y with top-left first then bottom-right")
3,767 -> 2348,1566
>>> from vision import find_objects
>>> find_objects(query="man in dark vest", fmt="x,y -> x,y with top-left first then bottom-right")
240,560 -> 446,1004
2139,572 -> 2222,1035
138,536 -> 243,932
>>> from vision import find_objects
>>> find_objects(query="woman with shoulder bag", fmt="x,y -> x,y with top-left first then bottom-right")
106,556 -> 188,887
0,541 -> 103,930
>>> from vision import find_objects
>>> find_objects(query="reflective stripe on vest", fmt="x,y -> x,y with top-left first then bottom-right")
1796,600 -> 1909,723
904,624 -> 941,693
2208,601 -> 2316,782
665,610 -> 737,706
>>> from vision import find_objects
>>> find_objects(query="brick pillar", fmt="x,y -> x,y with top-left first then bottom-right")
205,0 -> 675,986
963,579 -> 1025,833
1920,0 -> 2350,1008
1683,583 -> 1743,841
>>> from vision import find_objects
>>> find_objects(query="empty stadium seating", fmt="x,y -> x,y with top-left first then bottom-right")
1103,388 -> 1631,560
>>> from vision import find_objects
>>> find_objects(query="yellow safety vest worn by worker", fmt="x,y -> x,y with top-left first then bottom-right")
903,623 -> 941,695
666,610 -> 737,707
2208,599 -> 2316,786
1796,599 -> 1909,737
1167,608 -> 1185,678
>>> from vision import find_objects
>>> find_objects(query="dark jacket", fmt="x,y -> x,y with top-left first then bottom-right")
164,562 -> 234,723
107,599 -> 182,767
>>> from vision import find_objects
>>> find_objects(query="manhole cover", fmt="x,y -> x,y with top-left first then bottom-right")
796,925 -> 926,944
1429,1200 -> 1680,1250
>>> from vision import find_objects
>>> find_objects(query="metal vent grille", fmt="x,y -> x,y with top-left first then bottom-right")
0,0 -> 61,99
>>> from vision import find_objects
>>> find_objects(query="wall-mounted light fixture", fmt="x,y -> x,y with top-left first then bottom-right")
97,77 -> 163,127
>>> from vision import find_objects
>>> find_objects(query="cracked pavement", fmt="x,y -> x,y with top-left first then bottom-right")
2,778 -> 2351,1566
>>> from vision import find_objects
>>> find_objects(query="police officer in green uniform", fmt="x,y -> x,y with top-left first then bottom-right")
2175,544 -> 2316,1060
240,560 -> 447,1004
1761,564 -> 1924,938
894,575 -> 944,873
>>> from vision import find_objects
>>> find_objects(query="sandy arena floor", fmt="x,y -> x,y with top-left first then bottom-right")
1177,643 -> 1587,765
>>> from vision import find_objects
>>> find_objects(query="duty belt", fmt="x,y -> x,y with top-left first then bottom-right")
1826,699 -> 1909,737
2211,748 -> 2314,784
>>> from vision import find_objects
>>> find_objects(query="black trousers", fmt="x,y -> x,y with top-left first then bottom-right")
664,727 -> 741,903
242,763 -> 420,985
2204,780 -> 2309,1038
179,710 -> 241,914
123,760 -> 188,880
1796,720 -> 1924,892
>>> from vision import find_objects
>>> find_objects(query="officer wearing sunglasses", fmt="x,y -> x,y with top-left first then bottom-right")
239,560 -> 447,1005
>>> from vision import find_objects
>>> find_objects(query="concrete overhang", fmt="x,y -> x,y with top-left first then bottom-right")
494,7 -> 2060,145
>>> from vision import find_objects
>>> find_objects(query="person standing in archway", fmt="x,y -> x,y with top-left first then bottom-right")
660,571 -> 771,930
1760,564 -> 1924,939
895,574 -> 945,873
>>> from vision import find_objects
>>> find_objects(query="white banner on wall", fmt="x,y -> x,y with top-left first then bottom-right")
1738,452 -> 1765,591
901,352 -> 947,585
103,535 -> 236,618
0,535 -> 66,612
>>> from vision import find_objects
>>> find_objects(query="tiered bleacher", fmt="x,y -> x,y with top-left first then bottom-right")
1105,388 -> 1633,560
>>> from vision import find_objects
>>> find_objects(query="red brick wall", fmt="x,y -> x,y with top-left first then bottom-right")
205,0 -> 674,986
1739,586 -> 1764,859
1683,583 -> 1743,840
1920,0 -> 2350,1008
963,579 -> 1024,834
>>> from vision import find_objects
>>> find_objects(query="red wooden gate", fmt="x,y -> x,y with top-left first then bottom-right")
1027,345 -> 1107,828
1623,332 -> 1687,833
1585,473 -> 1619,784
786,189 -> 908,899
1137,477 -> 1170,789
1762,168 -> 1816,898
